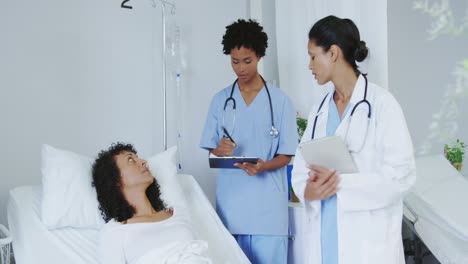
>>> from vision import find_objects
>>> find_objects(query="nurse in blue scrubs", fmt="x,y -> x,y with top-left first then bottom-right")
199,19 -> 297,264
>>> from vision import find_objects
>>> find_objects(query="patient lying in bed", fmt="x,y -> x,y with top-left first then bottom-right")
92,143 -> 212,264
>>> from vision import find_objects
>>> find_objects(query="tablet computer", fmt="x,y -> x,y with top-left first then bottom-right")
209,154 -> 259,169
299,136 -> 358,173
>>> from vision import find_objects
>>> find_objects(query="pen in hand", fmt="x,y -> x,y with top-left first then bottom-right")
222,127 -> 236,146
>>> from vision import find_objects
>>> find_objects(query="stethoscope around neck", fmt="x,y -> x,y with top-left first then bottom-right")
311,74 -> 372,153
223,75 -> 279,138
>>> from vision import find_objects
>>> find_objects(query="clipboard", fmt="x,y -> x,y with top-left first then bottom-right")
299,136 -> 358,173
209,154 -> 259,169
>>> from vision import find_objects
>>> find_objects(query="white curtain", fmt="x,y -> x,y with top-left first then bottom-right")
275,0 -> 388,117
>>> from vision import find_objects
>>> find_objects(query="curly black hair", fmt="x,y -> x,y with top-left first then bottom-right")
92,142 -> 167,223
222,19 -> 268,57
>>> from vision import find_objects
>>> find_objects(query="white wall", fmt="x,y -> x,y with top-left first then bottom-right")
0,0 -> 246,225
275,0 -> 388,118
247,0 -> 280,84
173,0 -> 247,207
388,0 -> 468,175
0,0 -> 160,225
389,1 -> 467,262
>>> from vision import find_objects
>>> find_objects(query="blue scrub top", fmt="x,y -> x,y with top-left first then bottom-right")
200,82 -> 298,235
321,93 -> 352,264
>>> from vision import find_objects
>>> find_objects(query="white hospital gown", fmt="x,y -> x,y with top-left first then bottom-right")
98,207 -> 211,264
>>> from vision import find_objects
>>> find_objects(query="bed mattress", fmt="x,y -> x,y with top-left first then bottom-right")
403,155 -> 468,264
404,155 -> 468,241
7,174 -> 250,264
415,217 -> 468,263
7,186 -> 99,264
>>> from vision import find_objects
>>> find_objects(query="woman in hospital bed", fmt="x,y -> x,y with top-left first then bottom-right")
92,143 -> 212,264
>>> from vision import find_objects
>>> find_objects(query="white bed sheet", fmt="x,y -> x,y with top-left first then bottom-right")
7,186 -> 99,264
179,174 -> 250,263
404,155 -> 468,240
7,174 -> 250,264
403,155 -> 468,264
414,218 -> 468,264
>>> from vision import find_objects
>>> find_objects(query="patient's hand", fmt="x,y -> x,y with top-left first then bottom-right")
211,138 -> 235,157
304,164 -> 339,201
234,159 -> 265,176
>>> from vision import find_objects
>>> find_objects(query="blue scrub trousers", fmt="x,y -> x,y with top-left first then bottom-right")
234,235 -> 288,264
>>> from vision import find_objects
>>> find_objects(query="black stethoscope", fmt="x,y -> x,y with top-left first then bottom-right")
223,75 -> 279,138
311,74 -> 372,152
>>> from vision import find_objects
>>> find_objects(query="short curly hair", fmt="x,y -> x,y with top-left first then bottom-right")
222,19 -> 268,57
92,142 -> 167,222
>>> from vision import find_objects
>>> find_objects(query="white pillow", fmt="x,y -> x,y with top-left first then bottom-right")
147,146 -> 186,208
41,144 -> 104,229
41,144 -> 183,229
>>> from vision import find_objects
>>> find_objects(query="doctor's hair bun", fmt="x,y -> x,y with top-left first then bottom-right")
309,15 -> 367,75
222,19 -> 268,57
355,40 -> 368,62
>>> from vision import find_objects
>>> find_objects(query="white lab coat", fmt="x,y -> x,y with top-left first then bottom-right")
292,75 -> 416,264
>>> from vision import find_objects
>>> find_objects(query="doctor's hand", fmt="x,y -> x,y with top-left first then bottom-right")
234,159 -> 265,176
303,164 -> 339,201
211,138 -> 236,157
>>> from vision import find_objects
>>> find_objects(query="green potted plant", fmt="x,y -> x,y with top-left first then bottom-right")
444,139 -> 466,171
297,116 -> 308,143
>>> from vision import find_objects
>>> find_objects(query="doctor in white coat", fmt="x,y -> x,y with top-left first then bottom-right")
292,16 -> 416,264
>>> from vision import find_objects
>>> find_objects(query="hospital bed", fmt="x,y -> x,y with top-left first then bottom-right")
403,155 -> 468,264
7,174 -> 251,264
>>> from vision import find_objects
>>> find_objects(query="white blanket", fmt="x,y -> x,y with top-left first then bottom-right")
136,240 -> 212,264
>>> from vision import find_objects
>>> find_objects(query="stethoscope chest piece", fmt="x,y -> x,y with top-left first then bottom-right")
270,126 -> 279,138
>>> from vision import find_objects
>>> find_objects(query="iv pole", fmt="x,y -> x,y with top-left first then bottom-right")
161,1 -> 168,151
154,0 -> 175,151
121,0 -> 175,152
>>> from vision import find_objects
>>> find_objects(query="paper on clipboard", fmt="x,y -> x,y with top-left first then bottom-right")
209,153 -> 259,169
299,136 -> 358,173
